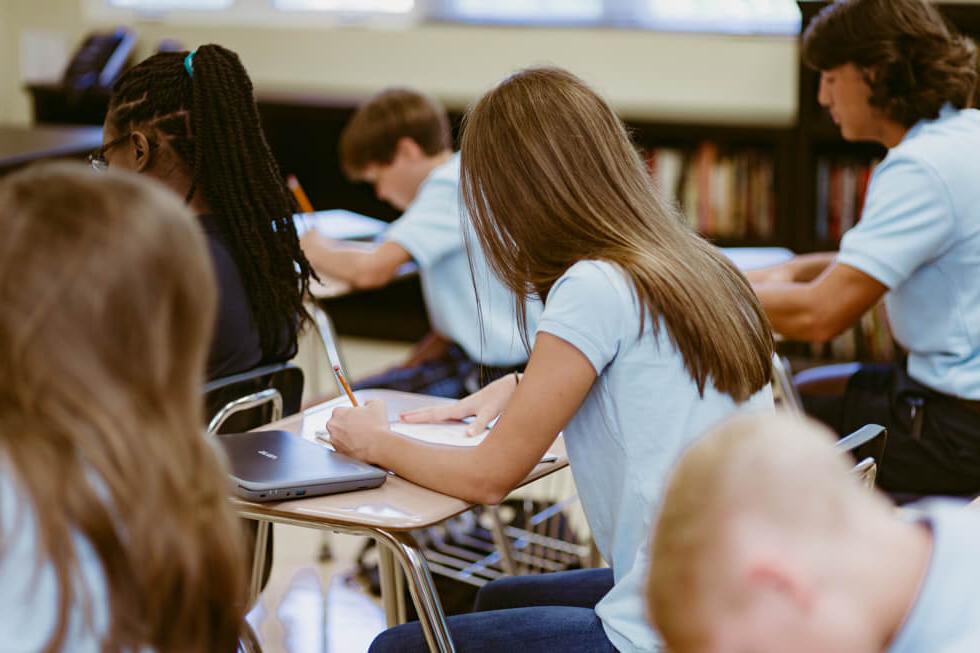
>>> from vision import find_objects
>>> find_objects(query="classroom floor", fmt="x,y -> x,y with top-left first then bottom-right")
245,335 -> 411,653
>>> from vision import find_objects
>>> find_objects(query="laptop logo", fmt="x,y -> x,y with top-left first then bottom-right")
257,450 -> 278,460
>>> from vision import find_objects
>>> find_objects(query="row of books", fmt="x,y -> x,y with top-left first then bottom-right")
645,143 -> 777,239
814,156 -> 879,243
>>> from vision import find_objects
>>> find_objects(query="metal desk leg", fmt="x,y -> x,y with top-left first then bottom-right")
395,560 -> 407,624
487,506 -> 518,576
378,544 -> 400,628
373,529 -> 456,653
249,520 -> 271,605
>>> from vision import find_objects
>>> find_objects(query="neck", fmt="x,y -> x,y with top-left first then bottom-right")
878,120 -> 909,149
424,150 -> 453,174
868,518 -> 933,650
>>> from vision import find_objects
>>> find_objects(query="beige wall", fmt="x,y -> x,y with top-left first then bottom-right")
6,1 -> 980,128
0,0 -> 804,127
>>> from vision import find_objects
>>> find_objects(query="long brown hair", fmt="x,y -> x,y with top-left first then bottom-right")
803,0 -> 977,127
460,67 -> 772,400
0,163 -> 247,652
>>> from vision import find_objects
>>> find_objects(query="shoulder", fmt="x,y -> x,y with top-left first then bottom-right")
885,109 -> 980,174
551,260 -> 634,301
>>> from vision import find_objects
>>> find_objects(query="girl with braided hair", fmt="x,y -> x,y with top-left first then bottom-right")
94,44 -> 313,379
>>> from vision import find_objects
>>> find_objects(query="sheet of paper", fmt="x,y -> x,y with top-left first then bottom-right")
305,405 -> 486,447
389,422 -> 487,447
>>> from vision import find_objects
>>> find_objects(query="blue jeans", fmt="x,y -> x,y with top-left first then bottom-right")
369,568 -> 618,653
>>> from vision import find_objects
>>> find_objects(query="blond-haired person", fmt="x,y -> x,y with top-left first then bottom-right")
327,68 -> 774,653
649,412 -> 980,653
0,163 -> 247,652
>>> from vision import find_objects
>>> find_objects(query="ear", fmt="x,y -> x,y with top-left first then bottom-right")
746,559 -> 814,613
393,136 -> 424,162
131,131 -> 154,173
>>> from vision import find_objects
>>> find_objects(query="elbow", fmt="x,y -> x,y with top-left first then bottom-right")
467,478 -> 512,506
804,312 -> 848,344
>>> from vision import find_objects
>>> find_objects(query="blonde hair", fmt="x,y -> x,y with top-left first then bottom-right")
460,67 -> 772,400
0,163 -> 246,652
647,412 -> 887,651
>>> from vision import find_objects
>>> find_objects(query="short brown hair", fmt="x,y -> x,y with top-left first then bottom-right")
803,0 -> 977,126
339,88 -> 452,178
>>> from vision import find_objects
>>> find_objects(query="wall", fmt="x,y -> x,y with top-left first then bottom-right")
0,0 -> 803,127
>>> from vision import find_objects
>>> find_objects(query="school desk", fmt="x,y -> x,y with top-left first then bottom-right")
233,388 -> 568,653
0,124 -> 103,175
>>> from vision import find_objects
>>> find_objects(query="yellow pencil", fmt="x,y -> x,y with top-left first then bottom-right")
334,365 -> 359,407
287,174 -> 315,213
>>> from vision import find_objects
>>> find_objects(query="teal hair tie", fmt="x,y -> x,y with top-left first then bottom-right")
184,50 -> 196,77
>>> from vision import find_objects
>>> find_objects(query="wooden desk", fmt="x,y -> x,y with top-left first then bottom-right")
0,125 -> 103,175
234,389 -> 568,653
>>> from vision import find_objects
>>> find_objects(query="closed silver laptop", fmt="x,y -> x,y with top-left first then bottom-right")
216,430 -> 386,502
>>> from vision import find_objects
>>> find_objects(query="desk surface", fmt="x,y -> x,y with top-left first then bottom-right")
0,125 -> 103,171
232,389 -> 568,532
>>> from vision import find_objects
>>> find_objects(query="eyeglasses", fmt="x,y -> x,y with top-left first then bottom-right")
88,133 -> 131,172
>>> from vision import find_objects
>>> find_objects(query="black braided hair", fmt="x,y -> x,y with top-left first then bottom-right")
107,44 -> 313,363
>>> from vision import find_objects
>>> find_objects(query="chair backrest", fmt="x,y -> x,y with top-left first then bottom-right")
835,424 -> 887,488
204,362 -> 304,434
311,303 -> 348,396
771,353 -> 803,415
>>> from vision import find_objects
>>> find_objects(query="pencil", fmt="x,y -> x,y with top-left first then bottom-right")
334,365 -> 359,407
287,174 -> 315,213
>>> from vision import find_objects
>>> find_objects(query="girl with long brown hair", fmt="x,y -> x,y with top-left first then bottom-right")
328,67 -> 773,652
0,163 -> 247,652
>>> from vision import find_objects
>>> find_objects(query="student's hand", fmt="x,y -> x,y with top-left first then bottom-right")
327,400 -> 390,464
299,230 -> 336,259
400,374 -> 518,436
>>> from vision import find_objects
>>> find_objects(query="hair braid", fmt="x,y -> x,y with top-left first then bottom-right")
108,44 -> 313,362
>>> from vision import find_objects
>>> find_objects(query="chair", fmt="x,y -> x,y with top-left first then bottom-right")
204,362 -> 304,434
835,424 -> 887,489
205,363 -> 305,653
771,353 -> 804,415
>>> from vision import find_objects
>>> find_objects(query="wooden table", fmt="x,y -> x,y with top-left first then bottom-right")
0,124 -> 103,174
234,389 -> 568,653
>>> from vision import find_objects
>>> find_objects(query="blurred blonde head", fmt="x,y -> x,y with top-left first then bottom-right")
648,412 -> 893,653
0,163 -> 246,652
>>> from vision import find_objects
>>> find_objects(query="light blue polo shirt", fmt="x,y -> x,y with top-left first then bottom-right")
887,500 -> 980,653
0,471 -> 109,652
536,260 -> 774,653
385,154 -> 540,367
838,105 -> 980,399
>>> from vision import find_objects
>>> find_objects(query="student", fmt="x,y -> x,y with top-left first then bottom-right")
0,163 -> 246,652
300,88 -> 539,398
747,0 -> 980,496
97,44 -> 314,380
648,411 -> 980,653
326,67 -> 774,653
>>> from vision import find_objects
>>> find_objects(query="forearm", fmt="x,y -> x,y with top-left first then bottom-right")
371,432 -> 517,505
755,282 -> 836,342
745,252 -> 837,284
305,244 -> 397,289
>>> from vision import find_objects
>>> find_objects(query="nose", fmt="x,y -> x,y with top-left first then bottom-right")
817,74 -> 831,108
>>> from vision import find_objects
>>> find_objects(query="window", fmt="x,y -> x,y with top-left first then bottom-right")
107,0 -> 232,9
444,0 -> 603,25
273,0 -> 413,12
639,0 -> 801,34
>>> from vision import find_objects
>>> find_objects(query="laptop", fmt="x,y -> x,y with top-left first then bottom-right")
216,430 -> 387,502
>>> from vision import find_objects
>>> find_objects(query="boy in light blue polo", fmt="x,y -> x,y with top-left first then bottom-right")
301,88 -> 539,397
